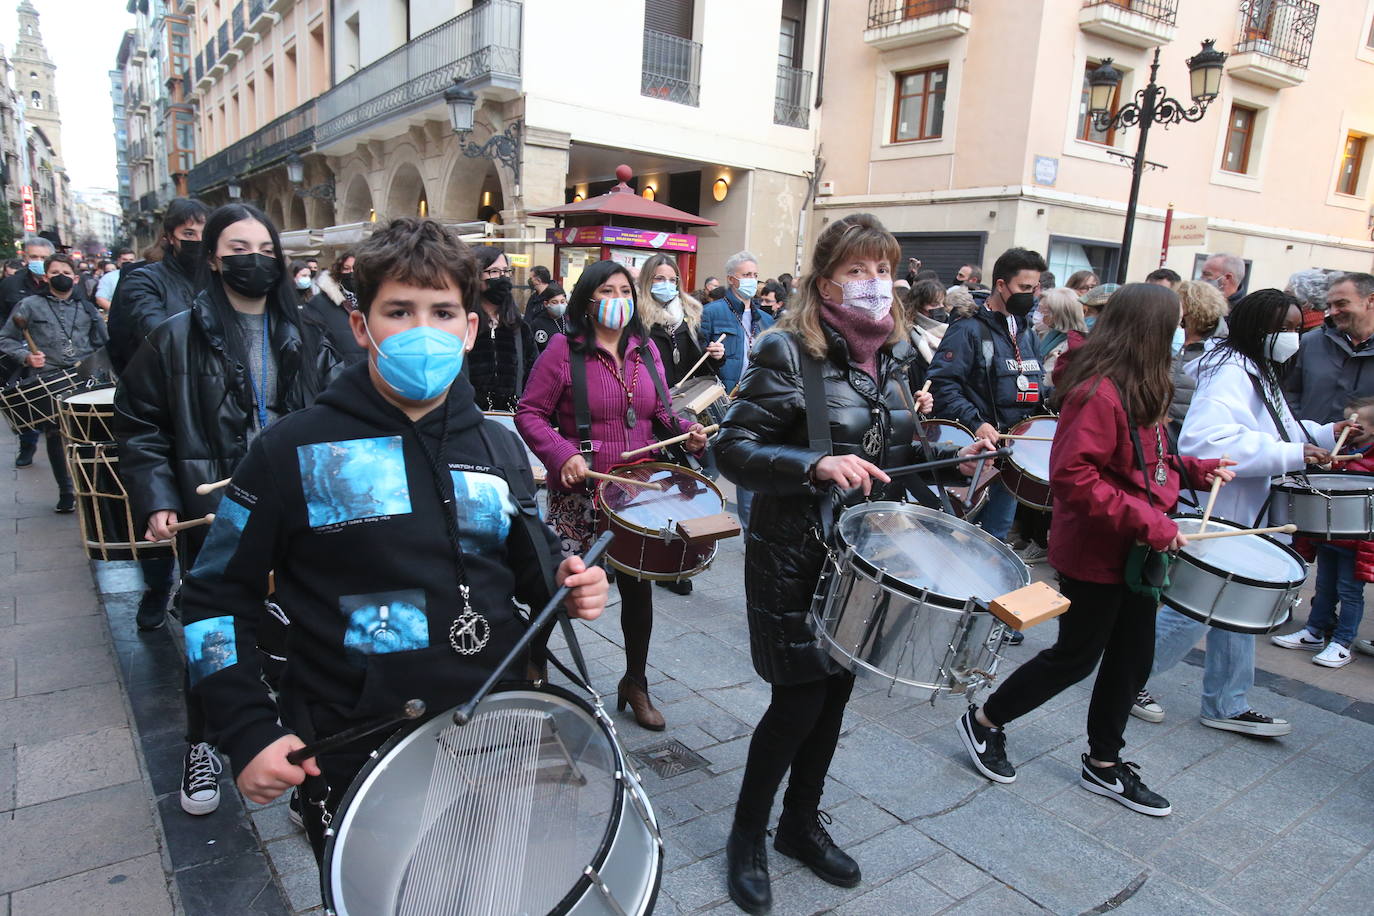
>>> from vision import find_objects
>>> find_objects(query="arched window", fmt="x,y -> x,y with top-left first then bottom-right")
30,91 -> 41,110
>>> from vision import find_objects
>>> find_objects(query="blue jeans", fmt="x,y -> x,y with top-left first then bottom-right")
1152,605 -> 1254,720
975,482 -> 1018,542
1307,544 -> 1366,648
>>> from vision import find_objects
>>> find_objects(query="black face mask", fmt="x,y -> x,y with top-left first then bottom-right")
48,274 -> 74,293
928,308 -> 950,323
1004,291 -> 1036,318
218,253 -> 281,298
339,273 -> 355,294
483,276 -> 513,304
172,238 -> 203,274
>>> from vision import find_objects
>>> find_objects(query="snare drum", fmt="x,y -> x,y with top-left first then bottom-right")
998,415 -> 1057,510
811,502 -> 1029,699
595,462 -> 739,582
0,367 -> 84,432
484,411 -> 547,487
1164,515 -> 1307,634
919,420 -> 997,518
322,684 -> 662,916
671,376 -> 730,425
58,386 -> 118,445
65,442 -> 174,561
1268,473 -> 1374,539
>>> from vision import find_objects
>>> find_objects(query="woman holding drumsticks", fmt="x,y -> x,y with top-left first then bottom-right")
716,214 -> 994,913
957,283 -> 1235,818
517,259 -> 709,730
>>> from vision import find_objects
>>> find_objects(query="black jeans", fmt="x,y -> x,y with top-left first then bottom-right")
42,425 -> 70,493
733,671 -> 854,832
982,577 -> 1156,762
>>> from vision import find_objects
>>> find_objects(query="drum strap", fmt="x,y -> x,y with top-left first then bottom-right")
976,320 -> 1003,431
800,351 -> 843,544
637,341 -> 693,467
569,349 -> 595,459
1245,371 -> 1318,525
514,324 -> 525,401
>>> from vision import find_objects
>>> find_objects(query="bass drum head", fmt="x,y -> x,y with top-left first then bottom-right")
599,463 -> 723,533
1172,516 -> 1306,586
836,502 -> 1029,605
324,685 -> 661,916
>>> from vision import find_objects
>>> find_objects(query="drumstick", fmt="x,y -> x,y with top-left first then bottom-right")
11,314 -> 39,354
620,424 -> 720,459
584,470 -> 665,491
1330,415 -> 1358,462
167,513 -> 215,533
286,699 -> 428,766
920,380 -> 931,393
998,434 -> 1053,442
1198,453 -> 1228,534
670,334 -> 728,393
195,477 -> 232,495
1186,524 -> 1297,542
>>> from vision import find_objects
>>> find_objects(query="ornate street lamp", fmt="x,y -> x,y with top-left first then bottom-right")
445,79 -> 522,195
226,179 -> 242,201
285,152 -> 305,186
1088,40 -> 1228,284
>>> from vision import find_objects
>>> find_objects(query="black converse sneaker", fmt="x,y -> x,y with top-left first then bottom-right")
180,742 -> 223,815
1079,755 -> 1171,816
956,705 -> 1016,783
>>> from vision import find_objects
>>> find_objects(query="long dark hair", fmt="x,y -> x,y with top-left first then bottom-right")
473,245 -> 520,330
566,260 -> 647,358
1198,288 -> 1297,391
197,203 -> 299,373
1052,283 -> 1178,425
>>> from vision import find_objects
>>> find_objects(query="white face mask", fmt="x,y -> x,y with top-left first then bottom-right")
1266,331 -> 1301,364
838,277 -> 894,320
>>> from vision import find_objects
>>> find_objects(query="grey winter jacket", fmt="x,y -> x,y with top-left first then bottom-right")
1168,339 -> 1213,426
0,293 -> 108,369
1283,323 -> 1374,424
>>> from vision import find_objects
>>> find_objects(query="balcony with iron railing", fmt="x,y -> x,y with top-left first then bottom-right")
1079,1 -> 1178,49
864,0 -> 972,50
187,100 -> 316,193
316,0 -> 522,149
233,3 -> 246,41
138,190 -> 159,213
774,65 -> 812,128
641,30 -> 701,107
1229,0 -> 1318,88
248,0 -> 273,35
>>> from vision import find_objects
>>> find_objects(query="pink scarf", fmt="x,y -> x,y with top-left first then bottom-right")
820,299 -> 895,380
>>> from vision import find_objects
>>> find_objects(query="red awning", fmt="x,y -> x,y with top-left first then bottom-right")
528,164 -> 718,227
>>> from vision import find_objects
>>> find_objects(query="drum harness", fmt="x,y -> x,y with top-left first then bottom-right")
1246,371 -> 1326,528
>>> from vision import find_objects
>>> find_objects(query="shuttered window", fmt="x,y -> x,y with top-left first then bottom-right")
645,0 -> 693,38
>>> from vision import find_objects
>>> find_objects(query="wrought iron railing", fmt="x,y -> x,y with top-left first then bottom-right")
249,0 -> 263,20
1236,0 -> 1318,68
194,52 -> 203,80
218,22 -> 230,56
233,2 -> 245,41
187,100 -> 316,193
867,0 -> 970,29
204,37 -> 215,66
1081,0 -> 1177,25
317,0 -> 522,146
774,65 -> 812,128
139,191 -> 159,212
641,30 -> 701,107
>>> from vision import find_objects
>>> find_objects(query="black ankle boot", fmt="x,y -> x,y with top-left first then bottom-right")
774,809 -> 861,888
726,823 -> 772,914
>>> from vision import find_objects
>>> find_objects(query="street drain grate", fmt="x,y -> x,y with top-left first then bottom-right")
632,739 -> 710,779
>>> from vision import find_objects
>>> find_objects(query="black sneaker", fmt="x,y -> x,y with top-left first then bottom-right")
180,742 -> 222,815
656,578 -> 693,596
774,809 -> 861,888
14,445 -> 34,468
54,492 -> 75,513
956,705 -> 1016,783
1079,755 -> 1171,816
1007,630 -> 1025,646
136,590 -> 169,631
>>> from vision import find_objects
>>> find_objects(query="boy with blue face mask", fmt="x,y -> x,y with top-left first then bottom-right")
175,217 -> 609,866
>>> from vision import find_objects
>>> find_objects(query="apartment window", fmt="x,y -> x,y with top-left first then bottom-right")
892,66 -> 946,142
1222,104 -> 1257,174
1368,14 -> 1374,48
1338,133 -> 1367,196
779,0 -> 805,69
1076,61 -> 1119,146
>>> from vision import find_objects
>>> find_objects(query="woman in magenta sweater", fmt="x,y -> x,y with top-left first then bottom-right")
956,283 -> 1234,817
517,260 -> 708,729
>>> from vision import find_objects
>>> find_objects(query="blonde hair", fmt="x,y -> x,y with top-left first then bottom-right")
771,213 -> 907,359
635,253 -> 702,334
1040,287 -> 1087,333
1177,279 -> 1228,338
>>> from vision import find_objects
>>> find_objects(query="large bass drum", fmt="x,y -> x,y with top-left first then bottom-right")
1163,515 -> 1307,634
811,502 -> 1029,699
322,684 -> 662,916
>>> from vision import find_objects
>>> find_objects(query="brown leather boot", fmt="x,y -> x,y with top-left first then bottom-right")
617,674 -> 666,730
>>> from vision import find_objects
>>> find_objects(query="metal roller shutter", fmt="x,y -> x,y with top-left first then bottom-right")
645,0 -> 693,37
893,232 -> 988,287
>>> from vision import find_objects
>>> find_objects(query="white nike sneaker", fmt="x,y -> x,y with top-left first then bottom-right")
1270,628 -> 1325,651
1313,642 -> 1352,668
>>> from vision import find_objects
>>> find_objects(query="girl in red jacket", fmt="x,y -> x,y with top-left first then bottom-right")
1273,395 -> 1374,667
957,283 -> 1234,817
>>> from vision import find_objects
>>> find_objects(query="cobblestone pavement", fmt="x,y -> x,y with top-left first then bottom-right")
8,442 -> 1374,914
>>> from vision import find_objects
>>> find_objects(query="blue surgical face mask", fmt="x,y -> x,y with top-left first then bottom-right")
365,322 -> 468,402
736,277 -> 758,299
596,297 -> 634,330
650,280 -> 678,304
27,259 -> 44,276
295,275 -> 312,290
1171,325 -> 1185,356
545,300 -> 568,318
1084,315 -> 1097,331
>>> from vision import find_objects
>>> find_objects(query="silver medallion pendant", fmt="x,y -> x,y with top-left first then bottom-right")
625,406 -> 637,428
1016,373 -> 1030,392
1154,462 -> 1169,486
862,425 -> 883,457
62,341 -> 76,359
447,588 -> 490,656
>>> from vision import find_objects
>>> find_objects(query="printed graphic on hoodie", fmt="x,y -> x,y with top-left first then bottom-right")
341,589 -> 429,659
450,470 -> 514,553
189,495 -> 252,580
298,435 -> 412,528
185,616 -> 238,685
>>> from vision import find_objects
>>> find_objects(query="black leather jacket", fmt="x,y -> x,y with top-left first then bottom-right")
113,289 -> 317,536
106,257 -> 198,373
716,326 -> 961,686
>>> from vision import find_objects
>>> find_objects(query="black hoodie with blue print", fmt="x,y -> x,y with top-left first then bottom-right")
178,361 -> 560,777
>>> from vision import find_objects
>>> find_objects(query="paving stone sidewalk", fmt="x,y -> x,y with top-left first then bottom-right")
0,449 -> 176,914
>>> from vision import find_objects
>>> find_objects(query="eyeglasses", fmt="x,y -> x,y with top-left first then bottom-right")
483,268 -> 514,278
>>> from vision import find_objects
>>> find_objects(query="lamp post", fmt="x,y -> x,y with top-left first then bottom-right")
1088,39 -> 1227,284
444,79 -> 523,196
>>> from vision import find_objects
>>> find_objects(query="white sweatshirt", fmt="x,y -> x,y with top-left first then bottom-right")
1179,352 -> 1334,529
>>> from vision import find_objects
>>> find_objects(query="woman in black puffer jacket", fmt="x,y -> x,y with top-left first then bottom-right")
716,214 -> 995,914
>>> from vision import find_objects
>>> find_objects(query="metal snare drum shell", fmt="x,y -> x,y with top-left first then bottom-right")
1269,473 -> 1374,540
997,416 -> 1057,510
1163,515 -> 1307,634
